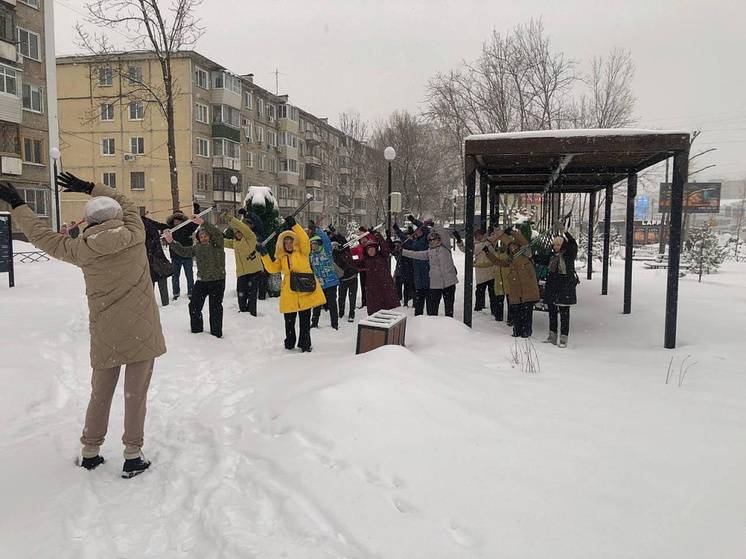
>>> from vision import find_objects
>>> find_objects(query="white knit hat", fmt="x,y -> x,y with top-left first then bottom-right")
85,197 -> 123,224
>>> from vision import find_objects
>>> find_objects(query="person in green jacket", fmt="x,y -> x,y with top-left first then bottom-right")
164,215 -> 226,338
223,212 -> 263,316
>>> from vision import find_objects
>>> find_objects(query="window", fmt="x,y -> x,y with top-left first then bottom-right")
130,137 -> 144,155
258,155 -> 265,171
22,84 -> 43,113
212,104 -> 240,128
129,101 -> 144,120
269,157 -> 276,173
102,172 -> 116,188
22,138 -> 43,164
195,66 -> 208,89
245,91 -> 252,109
280,159 -> 298,173
196,172 -> 209,191
127,66 -> 143,84
130,172 -> 145,190
19,0 -> 40,8
212,71 -> 241,94
212,138 -> 239,159
256,126 -> 264,144
196,137 -> 209,157
195,103 -> 208,124
268,131 -> 277,147
278,105 -> 298,121
19,188 -> 47,216
267,104 -> 275,121
0,64 -> 17,95
257,98 -> 264,117
246,152 -> 253,168
17,28 -> 40,61
279,132 -> 297,148
101,138 -> 115,156
98,67 -> 113,87
244,122 -> 252,141
100,103 -> 114,121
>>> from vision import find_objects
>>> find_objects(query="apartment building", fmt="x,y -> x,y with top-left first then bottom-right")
57,50 -> 378,228
0,0 -> 53,229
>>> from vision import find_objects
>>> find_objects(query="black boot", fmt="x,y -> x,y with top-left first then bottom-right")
80,455 -> 105,470
122,456 -> 151,479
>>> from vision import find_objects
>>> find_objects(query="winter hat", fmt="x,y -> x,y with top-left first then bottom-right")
85,197 -> 123,224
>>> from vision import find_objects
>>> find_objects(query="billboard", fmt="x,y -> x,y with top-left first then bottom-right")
659,182 -> 721,213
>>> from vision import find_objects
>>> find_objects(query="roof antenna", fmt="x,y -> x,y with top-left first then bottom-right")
270,69 -> 287,95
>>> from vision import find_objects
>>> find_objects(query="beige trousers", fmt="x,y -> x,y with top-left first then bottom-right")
80,359 -> 154,460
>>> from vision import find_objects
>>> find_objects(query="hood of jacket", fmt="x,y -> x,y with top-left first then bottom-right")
80,219 -> 135,256
275,229 -> 299,259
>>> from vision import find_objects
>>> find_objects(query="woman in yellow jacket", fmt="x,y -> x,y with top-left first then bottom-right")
223,214 -> 263,316
259,216 -> 326,352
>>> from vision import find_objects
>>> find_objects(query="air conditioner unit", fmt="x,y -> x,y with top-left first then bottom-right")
124,154 -> 136,161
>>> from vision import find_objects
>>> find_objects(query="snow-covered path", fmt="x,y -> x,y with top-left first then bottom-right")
1,247 -> 745,558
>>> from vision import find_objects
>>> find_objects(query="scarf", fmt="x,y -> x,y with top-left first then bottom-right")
549,251 -> 567,275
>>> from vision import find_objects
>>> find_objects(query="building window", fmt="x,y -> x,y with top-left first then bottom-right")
267,104 -> 275,121
212,104 -> 240,128
196,172 -> 209,191
100,103 -> 114,121
280,159 -> 298,173
127,66 -> 143,84
102,172 -> 116,188
195,103 -> 208,124
212,71 -> 241,94
102,138 -> 115,156
268,131 -> 277,147
197,137 -> 209,157
130,137 -> 144,155
17,28 -> 40,61
21,84 -> 43,113
19,0 -> 40,8
130,171 -> 145,191
256,126 -> 264,144
258,155 -> 265,171
22,138 -> 43,164
195,66 -> 208,89
0,64 -> 17,95
129,101 -> 144,120
278,105 -> 298,121
212,138 -> 240,159
269,157 -> 276,173
246,152 -> 253,168
98,67 -> 113,87
244,122 -> 252,142
19,188 -> 47,216
245,91 -> 252,109
257,98 -> 264,117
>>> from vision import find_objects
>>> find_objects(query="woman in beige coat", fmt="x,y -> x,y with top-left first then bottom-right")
0,175 -> 166,478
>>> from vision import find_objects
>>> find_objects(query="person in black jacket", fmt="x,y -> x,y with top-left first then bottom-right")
141,216 -> 172,306
166,205 -> 199,300
332,241 -> 359,322
543,230 -> 578,348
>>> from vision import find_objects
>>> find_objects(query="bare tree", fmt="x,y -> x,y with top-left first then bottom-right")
337,111 -> 377,226
77,0 -> 204,211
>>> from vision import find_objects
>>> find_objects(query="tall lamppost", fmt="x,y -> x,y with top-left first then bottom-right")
49,147 -> 61,231
230,175 -> 239,215
452,188 -> 458,249
384,147 -> 396,234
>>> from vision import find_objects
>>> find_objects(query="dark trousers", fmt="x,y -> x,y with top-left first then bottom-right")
414,288 -> 428,316
313,286 -> 339,328
548,304 -> 571,336
395,275 -> 404,301
476,280 -> 502,319
510,302 -> 534,338
403,279 -> 414,306
189,279 -> 225,338
257,271 -> 268,300
338,279 -> 358,319
237,272 -> 260,316
171,255 -> 194,297
284,309 -> 312,350
153,278 -> 169,306
427,285 -> 456,317
359,272 -> 367,306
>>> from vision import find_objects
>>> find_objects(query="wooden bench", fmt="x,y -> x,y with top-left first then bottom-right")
356,310 -> 407,355
643,261 -> 668,270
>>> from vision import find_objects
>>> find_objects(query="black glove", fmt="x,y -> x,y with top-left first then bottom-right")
57,172 -> 94,195
482,245 -> 490,253
368,227 -> 375,234
308,220 -> 316,230
256,243 -> 268,256
237,208 -> 246,216
452,230 -> 462,243
193,202 -> 201,214
407,214 -> 415,222
284,216 -> 296,229
0,182 -> 25,208
504,226 -> 514,235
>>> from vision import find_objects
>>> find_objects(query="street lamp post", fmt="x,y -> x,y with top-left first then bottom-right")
384,147 -> 396,235
49,147 -> 61,232
452,188 -> 458,248
230,175 -> 239,215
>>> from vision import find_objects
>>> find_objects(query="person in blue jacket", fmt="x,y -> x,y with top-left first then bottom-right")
308,224 -> 340,330
394,215 -> 430,316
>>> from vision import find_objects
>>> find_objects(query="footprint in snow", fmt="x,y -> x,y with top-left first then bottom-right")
448,520 -> 480,549
390,496 -> 419,516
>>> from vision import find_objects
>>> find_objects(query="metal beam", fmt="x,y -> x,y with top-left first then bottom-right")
479,173 -> 488,231
587,190 -> 596,280
602,185 -> 613,295
665,151 -> 689,348
623,174 -> 637,314
463,157 -> 477,328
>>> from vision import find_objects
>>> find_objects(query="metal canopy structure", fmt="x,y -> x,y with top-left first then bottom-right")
461,129 -> 691,349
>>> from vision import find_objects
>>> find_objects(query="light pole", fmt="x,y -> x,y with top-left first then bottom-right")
384,147 -> 396,235
49,147 -> 61,231
230,175 -> 239,215
452,188 -> 458,248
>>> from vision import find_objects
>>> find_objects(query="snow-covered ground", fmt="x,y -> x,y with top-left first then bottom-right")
1,243 -> 745,558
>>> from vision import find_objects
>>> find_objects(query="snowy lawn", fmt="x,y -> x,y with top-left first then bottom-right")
1,243 -> 745,558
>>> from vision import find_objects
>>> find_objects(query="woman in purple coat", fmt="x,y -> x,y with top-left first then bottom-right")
362,232 -> 400,315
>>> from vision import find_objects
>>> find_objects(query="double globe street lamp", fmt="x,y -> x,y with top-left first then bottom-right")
384,146 -> 396,235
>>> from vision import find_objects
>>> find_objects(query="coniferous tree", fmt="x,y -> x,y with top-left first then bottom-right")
685,224 -> 727,281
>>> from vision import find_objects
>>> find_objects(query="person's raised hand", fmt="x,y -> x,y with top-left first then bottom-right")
284,216 -> 296,229
57,172 -> 95,195
162,230 -> 174,244
0,182 -> 25,208
192,215 -> 204,226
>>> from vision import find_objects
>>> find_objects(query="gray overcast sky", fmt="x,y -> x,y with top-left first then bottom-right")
54,0 -> 746,183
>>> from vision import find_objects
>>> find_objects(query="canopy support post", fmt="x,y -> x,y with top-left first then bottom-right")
587,190 -> 596,280
664,150 -> 689,348
602,185 -> 613,295
463,157 -> 477,327
623,174 -> 637,314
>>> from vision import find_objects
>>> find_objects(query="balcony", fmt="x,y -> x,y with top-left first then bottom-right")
1,155 -> 22,175
304,178 -> 321,188
353,208 -> 367,216
278,171 -> 299,186
309,201 -> 324,214
213,156 -> 241,171
213,190 -> 242,203
212,124 -> 241,143
0,92 -> 21,124
339,166 -> 351,175
211,88 -> 241,110
278,198 -> 300,209
305,154 -> 321,166
304,130 -> 321,144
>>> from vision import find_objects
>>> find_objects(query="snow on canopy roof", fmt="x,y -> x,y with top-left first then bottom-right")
465,128 -> 690,142
244,186 -> 277,207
